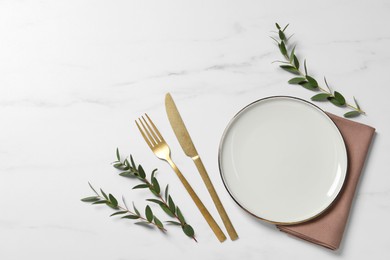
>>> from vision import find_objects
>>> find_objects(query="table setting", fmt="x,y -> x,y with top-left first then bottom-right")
1,1 -> 389,259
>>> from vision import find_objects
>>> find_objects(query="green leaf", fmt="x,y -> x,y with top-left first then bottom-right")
304,59 -> 308,75
81,196 -> 100,202
130,155 -> 136,169
110,211 -> 128,217
176,207 -> 185,223
288,77 -> 306,84
182,224 -> 195,237
289,46 -> 296,63
92,200 -> 107,205
282,24 -> 289,32
334,91 -> 346,105
133,202 -> 140,216
311,93 -> 331,101
151,177 -> 160,194
153,216 -> 164,229
280,65 -> 299,75
324,77 -> 332,93
164,185 -> 169,202
328,96 -> 343,107
275,23 -> 281,30
116,148 -> 120,161
119,171 -> 133,177
122,215 -> 140,219
138,165 -> 146,179
145,205 -> 153,222
100,189 -> 108,200
109,194 -> 118,207
344,111 -> 361,118
146,199 -> 164,206
299,82 -> 317,91
305,76 -> 318,87
151,169 -> 158,180
168,196 -> 176,214
278,42 -> 287,56
353,97 -> 361,110
293,55 -> 299,69
160,204 -> 175,217
165,221 -> 182,226
278,30 -> 285,41
88,182 -> 99,196
132,184 -> 149,189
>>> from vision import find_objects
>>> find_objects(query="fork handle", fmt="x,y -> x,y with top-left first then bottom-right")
167,159 -> 227,242
193,156 -> 239,241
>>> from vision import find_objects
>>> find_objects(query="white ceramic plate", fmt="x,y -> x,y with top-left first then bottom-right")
219,96 -> 347,224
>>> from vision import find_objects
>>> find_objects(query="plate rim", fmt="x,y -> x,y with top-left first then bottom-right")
218,95 -> 348,225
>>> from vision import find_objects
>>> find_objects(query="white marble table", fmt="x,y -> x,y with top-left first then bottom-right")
1,1 -> 389,259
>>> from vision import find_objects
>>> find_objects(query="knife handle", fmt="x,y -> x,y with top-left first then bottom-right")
166,158 -> 227,242
193,156 -> 239,241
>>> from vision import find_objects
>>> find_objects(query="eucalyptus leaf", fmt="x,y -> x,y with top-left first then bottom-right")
160,204 -> 175,217
152,177 -> 160,194
116,148 -> 120,161
132,184 -> 149,189
166,221 -> 182,226
344,111 -> 361,118
130,155 -> 136,169
119,171 -> 134,177
354,97 -> 361,110
92,200 -> 107,205
153,216 -> 164,229
176,207 -> 185,223
334,91 -> 346,105
122,215 -> 140,220
275,23 -> 281,30
182,224 -> 195,237
328,96 -> 343,107
289,46 -> 296,63
146,199 -> 164,206
280,65 -> 299,74
168,196 -> 176,213
299,82 -> 317,91
311,93 -> 331,101
164,185 -> 169,202
138,165 -> 146,179
88,182 -> 99,196
145,205 -> 153,222
305,75 -> 318,87
288,77 -> 306,84
133,202 -> 140,216
110,211 -> 128,217
279,42 -> 287,56
293,55 -> 299,69
81,196 -> 100,202
100,189 -> 108,200
109,194 -> 118,207
279,30 -> 285,41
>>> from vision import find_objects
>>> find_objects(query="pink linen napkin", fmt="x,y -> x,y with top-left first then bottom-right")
277,112 -> 375,250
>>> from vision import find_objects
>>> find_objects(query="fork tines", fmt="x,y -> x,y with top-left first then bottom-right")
135,114 -> 164,148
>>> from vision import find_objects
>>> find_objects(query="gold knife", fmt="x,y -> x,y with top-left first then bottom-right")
165,93 -> 238,241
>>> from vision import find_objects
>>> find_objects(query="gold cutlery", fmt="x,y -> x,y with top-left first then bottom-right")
165,93 -> 238,241
135,114 -> 227,242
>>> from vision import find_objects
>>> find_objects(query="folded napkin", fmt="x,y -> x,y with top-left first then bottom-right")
277,112 -> 375,250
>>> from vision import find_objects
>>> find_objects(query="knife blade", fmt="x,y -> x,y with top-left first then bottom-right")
165,93 -> 238,240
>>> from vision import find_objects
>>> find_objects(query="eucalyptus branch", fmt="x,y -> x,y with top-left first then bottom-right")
272,22 -> 366,118
81,182 -> 166,231
112,149 -> 196,242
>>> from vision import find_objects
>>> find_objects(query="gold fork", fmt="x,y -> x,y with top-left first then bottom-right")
135,114 -> 227,242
